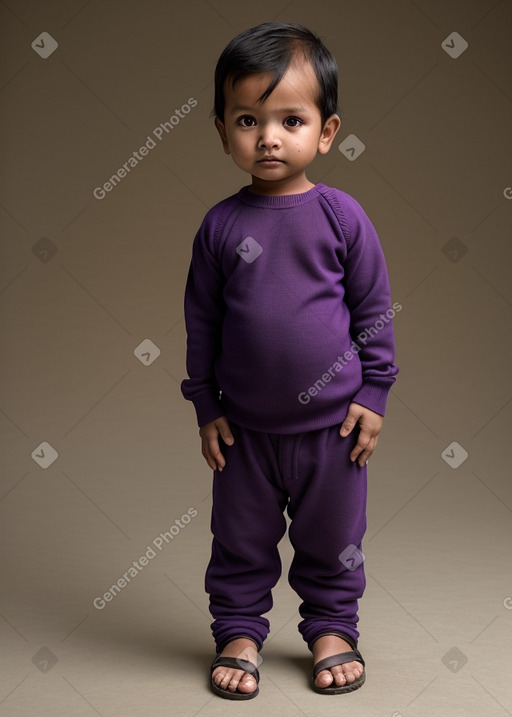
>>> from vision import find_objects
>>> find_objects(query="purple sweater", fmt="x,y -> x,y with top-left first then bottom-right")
181,182 -> 399,433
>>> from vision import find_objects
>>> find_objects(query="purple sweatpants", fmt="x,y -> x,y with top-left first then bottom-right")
204,419 -> 368,655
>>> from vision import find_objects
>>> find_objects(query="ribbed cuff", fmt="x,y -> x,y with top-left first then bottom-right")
351,378 -> 395,417
190,390 -> 224,427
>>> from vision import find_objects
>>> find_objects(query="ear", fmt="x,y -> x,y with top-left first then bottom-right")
214,117 -> 230,155
317,113 -> 341,155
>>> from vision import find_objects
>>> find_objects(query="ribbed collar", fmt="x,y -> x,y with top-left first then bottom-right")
237,183 -> 325,208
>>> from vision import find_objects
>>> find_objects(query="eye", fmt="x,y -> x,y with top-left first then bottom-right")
238,116 -> 256,127
285,117 -> 302,127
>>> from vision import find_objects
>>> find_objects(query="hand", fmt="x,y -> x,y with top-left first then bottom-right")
339,402 -> 383,467
199,415 -> 234,472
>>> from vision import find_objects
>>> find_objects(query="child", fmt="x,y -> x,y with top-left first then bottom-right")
181,21 -> 399,699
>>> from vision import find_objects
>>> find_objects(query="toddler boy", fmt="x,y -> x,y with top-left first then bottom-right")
181,21 -> 399,699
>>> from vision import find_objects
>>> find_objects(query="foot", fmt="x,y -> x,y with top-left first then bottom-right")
211,637 -> 259,695
312,634 -> 364,689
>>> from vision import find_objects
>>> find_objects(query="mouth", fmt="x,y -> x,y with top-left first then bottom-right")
257,157 -> 283,165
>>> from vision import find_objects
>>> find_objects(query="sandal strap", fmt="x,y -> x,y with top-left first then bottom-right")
314,631 -> 357,651
211,655 -> 260,683
313,649 -> 365,680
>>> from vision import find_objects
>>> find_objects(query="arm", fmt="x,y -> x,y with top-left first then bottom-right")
180,212 -> 226,428
337,198 -> 399,464
181,214 -> 236,470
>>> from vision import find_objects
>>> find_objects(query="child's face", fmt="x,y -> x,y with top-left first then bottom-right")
215,57 -> 340,194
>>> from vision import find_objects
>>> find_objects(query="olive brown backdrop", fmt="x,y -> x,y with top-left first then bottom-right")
1,1 -> 511,715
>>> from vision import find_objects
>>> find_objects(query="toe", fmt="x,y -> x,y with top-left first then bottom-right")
315,669 -> 334,688
213,667 -> 256,693
345,662 -> 363,682
227,669 -> 256,693
212,666 -> 228,687
212,666 -> 221,684
226,669 -> 244,692
341,661 -> 363,683
215,667 -> 237,690
315,661 -> 364,689
237,672 -> 257,693
330,666 -> 348,687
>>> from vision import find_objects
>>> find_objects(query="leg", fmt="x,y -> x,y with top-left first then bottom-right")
205,422 -> 288,693
285,424 -> 367,688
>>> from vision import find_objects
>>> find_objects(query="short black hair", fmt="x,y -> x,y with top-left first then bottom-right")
212,22 -> 340,127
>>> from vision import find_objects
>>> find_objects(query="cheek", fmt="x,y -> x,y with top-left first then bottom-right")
232,135 -> 251,154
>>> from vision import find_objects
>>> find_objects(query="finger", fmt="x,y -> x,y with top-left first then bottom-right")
206,452 -> 225,472
217,419 -> 234,446
349,432 -> 372,463
201,444 -> 218,471
353,437 -> 377,466
202,440 -> 226,472
355,447 -> 370,467
340,412 -> 358,437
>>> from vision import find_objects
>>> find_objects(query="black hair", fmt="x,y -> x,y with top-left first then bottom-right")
211,22 -> 340,127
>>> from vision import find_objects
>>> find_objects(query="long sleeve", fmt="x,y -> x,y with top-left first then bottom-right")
336,196 -> 399,416
180,211 -> 226,427
181,183 -> 398,434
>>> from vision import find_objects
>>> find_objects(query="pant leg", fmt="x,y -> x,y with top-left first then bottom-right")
205,421 -> 288,654
285,423 -> 368,652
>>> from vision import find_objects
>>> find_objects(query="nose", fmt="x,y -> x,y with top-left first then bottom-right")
257,123 -> 282,149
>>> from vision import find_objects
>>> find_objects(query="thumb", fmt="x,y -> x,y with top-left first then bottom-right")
217,417 -> 234,445
340,405 -> 360,437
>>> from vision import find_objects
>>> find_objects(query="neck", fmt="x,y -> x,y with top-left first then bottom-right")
249,173 -> 316,196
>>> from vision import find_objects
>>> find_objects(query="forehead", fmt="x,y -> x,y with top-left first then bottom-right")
225,58 -> 320,112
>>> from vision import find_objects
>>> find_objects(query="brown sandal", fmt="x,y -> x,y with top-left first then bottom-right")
210,654 -> 260,700
312,632 -> 366,695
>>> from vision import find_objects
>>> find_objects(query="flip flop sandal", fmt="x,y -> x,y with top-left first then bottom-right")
312,633 -> 366,695
210,654 -> 260,700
